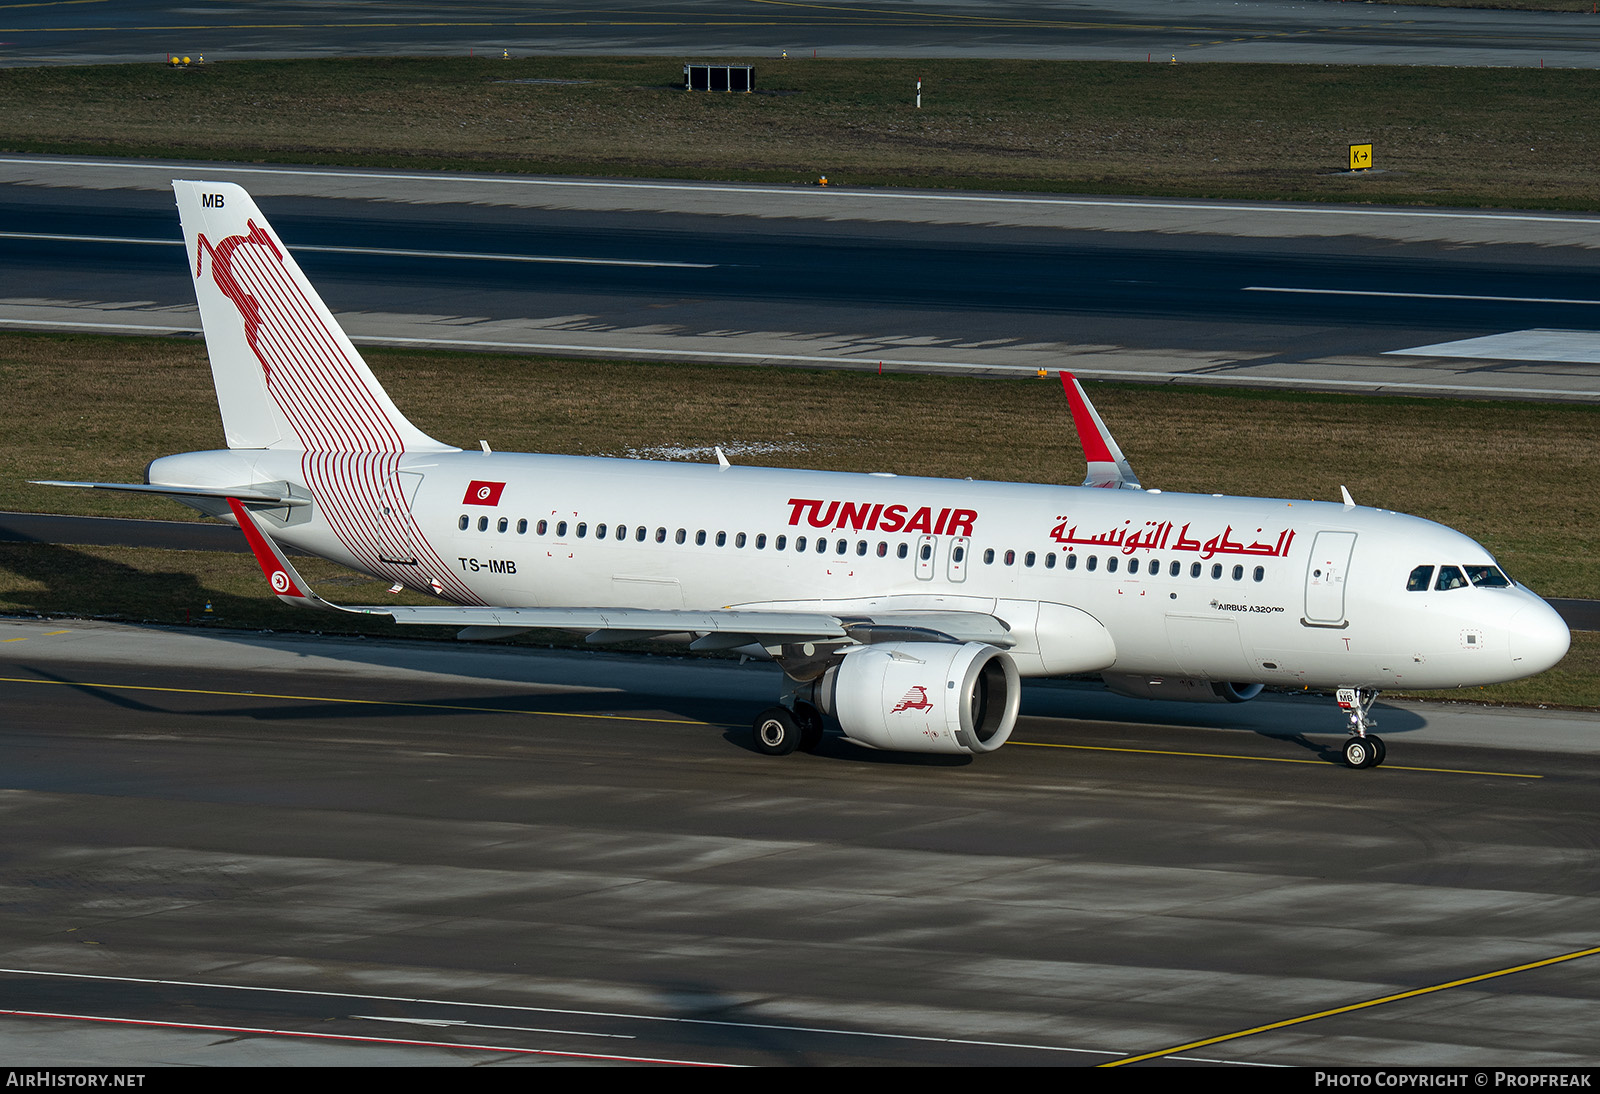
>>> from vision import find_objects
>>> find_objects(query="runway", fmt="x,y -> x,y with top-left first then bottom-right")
1,616 -> 1598,1066
4,1 -> 1599,69
5,155 -> 1600,401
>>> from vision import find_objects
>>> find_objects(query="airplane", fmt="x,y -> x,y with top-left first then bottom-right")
37,181 -> 1572,769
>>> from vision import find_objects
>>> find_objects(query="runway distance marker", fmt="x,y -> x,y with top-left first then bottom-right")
1100,943 -> 1600,1067
0,675 -> 726,727
1012,740 -> 1542,779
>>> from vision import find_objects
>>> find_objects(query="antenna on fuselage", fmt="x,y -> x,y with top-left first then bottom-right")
1058,372 -> 1142,490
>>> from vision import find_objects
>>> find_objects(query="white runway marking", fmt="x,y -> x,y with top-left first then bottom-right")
1389,328 -> 1600,365
0,231 -> 712,269
1246,285 -> 1600,306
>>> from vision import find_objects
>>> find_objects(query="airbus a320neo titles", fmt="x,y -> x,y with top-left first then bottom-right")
39,182 -> 1572,767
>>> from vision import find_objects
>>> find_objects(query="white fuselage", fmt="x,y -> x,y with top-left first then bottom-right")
151,447 -> 1571,692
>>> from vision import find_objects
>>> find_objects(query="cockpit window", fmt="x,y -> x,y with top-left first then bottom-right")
1406,565 -> 1434,592
1435,565 -> 1468,591
1466,565 -> 1511,588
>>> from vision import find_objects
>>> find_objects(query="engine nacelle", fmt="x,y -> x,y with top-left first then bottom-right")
809,641 -> 1021,755
1102,673 -> 1264,704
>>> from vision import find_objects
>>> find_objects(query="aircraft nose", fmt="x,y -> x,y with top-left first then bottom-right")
1508,598 -> 1571,676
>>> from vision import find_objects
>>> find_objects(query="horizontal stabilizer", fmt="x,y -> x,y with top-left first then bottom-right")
33,480 -> 311,508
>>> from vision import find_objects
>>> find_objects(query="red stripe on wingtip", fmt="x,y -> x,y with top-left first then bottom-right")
1058,373 -> 1116,464
227,497 -> 304,599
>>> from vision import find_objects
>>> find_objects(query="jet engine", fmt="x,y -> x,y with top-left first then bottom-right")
1102,673 -> 1264,704
807,641 -> 1021,755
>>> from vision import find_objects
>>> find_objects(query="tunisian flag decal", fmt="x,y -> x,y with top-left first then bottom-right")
463,480 -> 506,506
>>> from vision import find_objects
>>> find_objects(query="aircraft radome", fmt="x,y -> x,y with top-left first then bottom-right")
37,181 -> 1572,768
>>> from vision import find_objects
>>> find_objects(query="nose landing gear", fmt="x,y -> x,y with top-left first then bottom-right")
1337,687 -> 1385,769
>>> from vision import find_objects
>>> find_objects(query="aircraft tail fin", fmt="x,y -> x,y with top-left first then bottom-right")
1059,372 -> 1142,490
173,180 -> 453,454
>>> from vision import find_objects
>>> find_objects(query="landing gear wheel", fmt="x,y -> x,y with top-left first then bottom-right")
794,702 -> 825,753
1367,734 -> 1386,766
1343,736 -> 1382,769
753,706 -> 801,756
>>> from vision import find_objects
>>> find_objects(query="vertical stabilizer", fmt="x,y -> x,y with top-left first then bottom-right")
173,180 -> 453,453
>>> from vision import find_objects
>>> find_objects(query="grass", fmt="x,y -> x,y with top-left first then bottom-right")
4,331 -> 1597,597
2,57 -> 1599,208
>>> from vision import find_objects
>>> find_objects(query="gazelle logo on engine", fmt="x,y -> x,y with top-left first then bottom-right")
890,686 -> 934,714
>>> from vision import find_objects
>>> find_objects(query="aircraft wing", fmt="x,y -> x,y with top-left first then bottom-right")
226,499 -> 1013,649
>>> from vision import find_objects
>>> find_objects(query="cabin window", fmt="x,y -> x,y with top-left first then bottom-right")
1435,565 -> 1468,591
951,545 -> 964,563
595,523 -> 607,539
1232,564 -> 1243,581
497,517 -> 508,533
1211,563 -> 1223,579
537,519 -> 548,536
1066,553 -> 1078,571
1086,555 -> 1098,572
1106,557 -> 1119,573
517,519 -> 528,535
736,532 -> 747,548
556,521 -> 567,537
1044,552 -> 1055,569
1003,550 -> 1014,566
715,531 -> 726,547
919,543 -> 932,561
458,515 -> 469,531
856,540 -> 867,556
757,534 -> 767,549
983,548 -> 995,565
796,536 -> 807,551
1024,551 -> 1036,568
649,527 -> 660,542
776,535 -> 787,551
1127,558 -> 1139,575
1190,562 -> 1202,578
695,530 -> 706,546
1466,565 -> 1510,588
1253,566 -> 1265,582
478,516 -> 489,532
836,538 -> 847,555
877,541 -> 888,558
897,543 -> 909,559
676,528 -> 686,544
1170,561 -> 1181,577
576,522 -> 587,538
816,538 -> 828,554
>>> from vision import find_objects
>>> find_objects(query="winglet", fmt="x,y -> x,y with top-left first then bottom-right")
1059,372 -> 1142,490
227,497 -> 338,611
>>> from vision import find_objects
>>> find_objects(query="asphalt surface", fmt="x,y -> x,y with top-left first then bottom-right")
1,616 -> 1598,1066
6,157 -> 1600,401
3,1 -> 1599,68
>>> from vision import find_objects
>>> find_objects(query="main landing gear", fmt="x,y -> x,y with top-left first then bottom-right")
1337,687 -> 1386,769
752,702 -> 825,756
